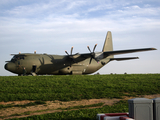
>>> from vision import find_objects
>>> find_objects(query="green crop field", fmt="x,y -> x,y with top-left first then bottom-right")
9,100 -> 128,120
0,74 -> 160,120
0,74 -> 160,102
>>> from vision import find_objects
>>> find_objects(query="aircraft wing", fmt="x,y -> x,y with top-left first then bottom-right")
70,48 -> 156,63
103,48 -> 157,56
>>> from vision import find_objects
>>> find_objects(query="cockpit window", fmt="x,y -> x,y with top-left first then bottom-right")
11,55 -> 25,62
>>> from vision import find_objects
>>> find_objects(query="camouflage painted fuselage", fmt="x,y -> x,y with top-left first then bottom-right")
5,53 -> 110,75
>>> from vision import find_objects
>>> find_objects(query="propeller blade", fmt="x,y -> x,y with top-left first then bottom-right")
87,46 -> 92,53
70,61 -> 72,67
71,46 -> 73,55
65,51 -> 69,55
42,57 -> 44,65
93,44 -> 97,52
89,57 -> 93,64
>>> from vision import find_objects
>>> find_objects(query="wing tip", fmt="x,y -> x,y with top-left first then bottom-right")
151,48 -> 157,50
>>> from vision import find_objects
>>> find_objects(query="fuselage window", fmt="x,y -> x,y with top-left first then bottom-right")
11,55 -> 25,62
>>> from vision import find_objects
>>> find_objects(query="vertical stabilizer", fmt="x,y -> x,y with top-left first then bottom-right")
102,31 -> 113,52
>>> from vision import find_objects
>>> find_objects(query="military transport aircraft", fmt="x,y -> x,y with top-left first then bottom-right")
5,31 -> 156,76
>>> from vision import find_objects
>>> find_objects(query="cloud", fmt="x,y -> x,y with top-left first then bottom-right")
1,0 -> 160,21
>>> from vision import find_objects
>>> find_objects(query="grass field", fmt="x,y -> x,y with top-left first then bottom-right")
0,74 -> 160,119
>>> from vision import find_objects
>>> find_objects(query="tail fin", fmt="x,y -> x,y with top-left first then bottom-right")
102,31 -> 113,52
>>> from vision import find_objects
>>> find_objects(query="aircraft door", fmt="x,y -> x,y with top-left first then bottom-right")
32,65 -> 37,73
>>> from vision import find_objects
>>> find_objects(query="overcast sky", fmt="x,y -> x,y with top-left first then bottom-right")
0,0 -> 160,76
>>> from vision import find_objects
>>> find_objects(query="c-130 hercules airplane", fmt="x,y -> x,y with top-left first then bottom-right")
5,31 -> 156,76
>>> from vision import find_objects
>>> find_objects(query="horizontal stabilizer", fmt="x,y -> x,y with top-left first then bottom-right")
110,57 -> 139,61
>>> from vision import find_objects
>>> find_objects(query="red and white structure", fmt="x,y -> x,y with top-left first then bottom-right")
97,113 -> 134,120
119,116 -> 134,120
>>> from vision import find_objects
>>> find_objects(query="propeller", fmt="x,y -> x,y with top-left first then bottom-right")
87,44 -> 99,64
65,46 -> 76,67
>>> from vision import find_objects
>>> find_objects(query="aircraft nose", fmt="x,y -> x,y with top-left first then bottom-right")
4,62 -> 16,72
